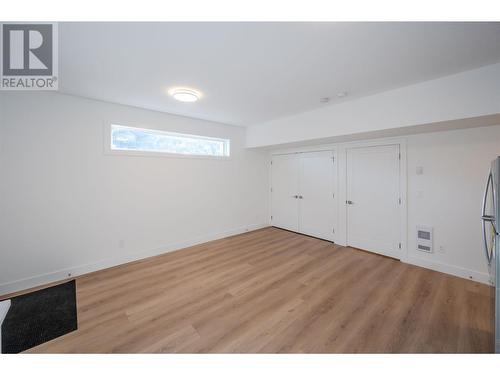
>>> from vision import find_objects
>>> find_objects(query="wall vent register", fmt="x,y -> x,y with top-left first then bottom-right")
416,225 -> 433,253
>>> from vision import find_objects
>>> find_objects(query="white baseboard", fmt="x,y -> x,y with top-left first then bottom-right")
2,225 -> 488,296
0,223 -> 269,296
403,255 -> 491,285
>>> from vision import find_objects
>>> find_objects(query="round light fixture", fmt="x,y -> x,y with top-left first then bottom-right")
168,87 -> 201,102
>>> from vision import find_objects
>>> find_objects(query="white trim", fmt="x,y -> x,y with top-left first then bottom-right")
0,223 -> 269,296
269,148 -> 338,242
268,138 -> 407,253
270,137 -> 408,262
333,148 -> 339,243
268,155 -> 273,226
341,139 -> 408,260
403,255 -> 491,285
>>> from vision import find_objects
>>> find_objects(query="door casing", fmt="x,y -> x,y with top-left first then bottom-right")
269,138 -> 408,261
345,144 -> 401,259
270,150 -> 338,242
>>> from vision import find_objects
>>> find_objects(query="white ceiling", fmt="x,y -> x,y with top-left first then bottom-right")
59,22 -> 500,126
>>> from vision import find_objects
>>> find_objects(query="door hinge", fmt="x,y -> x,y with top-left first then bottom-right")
270,161 -> 273,165
398,243 -> 402,249
271,215 -> 273,221
332,192 -> 335,199
270,187 -> 273,193
332,156 -> 335,164
332,226 -> 335,234
398,197 -> 402,204
398,153 -> 401,160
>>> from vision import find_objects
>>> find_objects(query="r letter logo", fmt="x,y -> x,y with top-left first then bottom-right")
1,23 -> 58,90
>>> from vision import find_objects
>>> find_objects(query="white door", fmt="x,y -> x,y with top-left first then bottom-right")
299,151 -> 336,241
346,145 -> 401,258
271,154 -> 299,232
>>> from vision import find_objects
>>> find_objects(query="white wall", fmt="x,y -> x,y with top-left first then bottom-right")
247,63 -> 500,148
0,92 -> 269,294
268,124 -> 500,284
405,125 -> 500,283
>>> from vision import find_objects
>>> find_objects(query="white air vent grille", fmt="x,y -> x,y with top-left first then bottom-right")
416,226 -> 433,253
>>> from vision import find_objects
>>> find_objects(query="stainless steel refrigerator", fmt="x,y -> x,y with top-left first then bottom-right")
482,156 -> 500,353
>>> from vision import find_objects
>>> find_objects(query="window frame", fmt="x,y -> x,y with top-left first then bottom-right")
104,123 -> 231,160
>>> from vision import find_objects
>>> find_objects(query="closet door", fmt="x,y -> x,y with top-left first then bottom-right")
271,154 -> 299,232
298,151 -> 336,241
346,145 -> 401,258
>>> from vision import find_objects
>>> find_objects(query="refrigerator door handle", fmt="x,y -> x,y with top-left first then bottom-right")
481,170 -> 495,265
482,215 -> 496,222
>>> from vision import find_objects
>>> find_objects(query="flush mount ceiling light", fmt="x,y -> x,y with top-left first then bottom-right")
168,87 -> 202,102
336,91 -> 348,98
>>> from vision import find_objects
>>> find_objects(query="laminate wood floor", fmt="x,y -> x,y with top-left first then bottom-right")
7,227 -> 493,353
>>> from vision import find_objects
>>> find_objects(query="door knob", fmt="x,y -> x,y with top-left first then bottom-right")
346,200 -> 354,205
298,195 -> 303,199
292,195 -> 298,199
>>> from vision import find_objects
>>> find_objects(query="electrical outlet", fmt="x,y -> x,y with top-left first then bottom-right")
439,245 -> 445,253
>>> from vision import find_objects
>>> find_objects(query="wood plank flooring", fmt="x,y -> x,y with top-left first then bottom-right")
9,227 -> 493,353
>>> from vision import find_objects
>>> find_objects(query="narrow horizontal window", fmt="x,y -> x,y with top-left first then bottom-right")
110,124 -> 230,157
